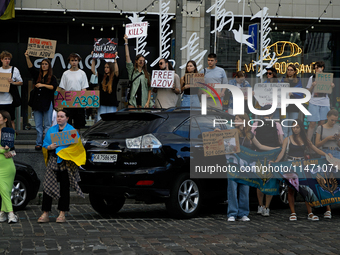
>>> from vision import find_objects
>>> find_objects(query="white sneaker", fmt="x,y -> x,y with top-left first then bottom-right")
257,205 -> 264,214
8,212 -> 18,224
0,212 -> 7,222
262,208 -> 270,217
227,216 -> 235,222
238,216 -> 250,221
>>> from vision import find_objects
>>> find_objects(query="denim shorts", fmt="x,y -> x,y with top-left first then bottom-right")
306,103 -> 330,122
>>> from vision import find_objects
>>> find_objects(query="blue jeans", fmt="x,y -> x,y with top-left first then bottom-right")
180,94 -> 200,108
34,102 -> 53,146
97,105 -> 117,122
227,179 -> 249,218
282,111 -> 299,138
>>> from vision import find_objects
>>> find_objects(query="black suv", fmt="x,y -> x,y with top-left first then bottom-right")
79,108 -> 233,218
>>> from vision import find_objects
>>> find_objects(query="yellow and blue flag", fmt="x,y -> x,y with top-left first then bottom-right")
0,0 -> 15,20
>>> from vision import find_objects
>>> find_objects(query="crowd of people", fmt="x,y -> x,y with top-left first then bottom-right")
0,34 -> 339,224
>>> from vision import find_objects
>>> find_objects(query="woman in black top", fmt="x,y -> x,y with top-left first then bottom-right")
180,60 -> 200,107
25,50 -> 58,150
91,52 -> 119,121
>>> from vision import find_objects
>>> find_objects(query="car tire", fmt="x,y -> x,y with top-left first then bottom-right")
12,175 -> 30,211
89,193 -> 125,215
166,173 -> 201,219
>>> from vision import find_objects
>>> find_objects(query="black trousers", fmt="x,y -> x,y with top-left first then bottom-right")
42,170 -> 70,212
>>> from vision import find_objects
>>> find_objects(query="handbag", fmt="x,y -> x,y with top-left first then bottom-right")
28,88 -> 38,109
9,66 -> 21,107
126,72 -> 143,103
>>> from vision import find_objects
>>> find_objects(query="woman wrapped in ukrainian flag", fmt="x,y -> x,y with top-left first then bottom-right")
38,109 -> 86,223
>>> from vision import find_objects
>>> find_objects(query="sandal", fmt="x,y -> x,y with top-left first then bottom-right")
37,213 -> 49,223
289,213 -> 297,221
56,215 -> 66,223
324,210 -> 332,219
307,213 -> 319,221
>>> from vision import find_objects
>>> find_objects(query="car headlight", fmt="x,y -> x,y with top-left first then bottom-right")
126,136 -> 142,149
81,137 -> 88,146
126,134 -> 161,149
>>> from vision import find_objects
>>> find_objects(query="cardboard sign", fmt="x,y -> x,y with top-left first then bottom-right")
51,129 -> 78,146
254,83 -> 290,108
1,127 -> 15,148
125,22 -> 148,39
240,87 -> 249,97
151,70 -> 175,88
202,129 -> 240,157
27,37 -> 57,58
185,73 -> 205,87
93,38 -> 118,59
0,73 -> 11,92
314,73 -> 333,94
54,90 -> 100,108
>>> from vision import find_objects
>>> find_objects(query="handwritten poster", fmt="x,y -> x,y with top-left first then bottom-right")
151,70 -> 174,88
125,22 -> 148,39
314,73 -> 333,94
0,73 -> 11,92
54,90 -> 100,108
202,129 -> 240,157
27,37 -> 57,58
254,83 -> 289,108
1,127 -> 15,148
93,38 -> 118,59
51,129 -> 78,146
185,73 -> 205,88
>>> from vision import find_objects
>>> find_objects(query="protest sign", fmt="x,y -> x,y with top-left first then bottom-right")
314,72 -> 333,94
0,73 -> 11,92
125,22 -> 148,39
254,83 -> 290,108
240,87 -> 248,97
202,129 -> 240,156
1,127 -> 15,148
151,70 -> 174,88
184,73 -> 205,87
93,38 -> 118,59
51,129 -> 78,146
27,37 -> 57,58
54,90 -> 100,108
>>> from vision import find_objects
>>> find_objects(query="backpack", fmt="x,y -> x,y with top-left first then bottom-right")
254,120 -> 280,148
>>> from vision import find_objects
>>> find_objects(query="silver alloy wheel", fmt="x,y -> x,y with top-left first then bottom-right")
178,179 -> 199,213
11,180 -> 27,207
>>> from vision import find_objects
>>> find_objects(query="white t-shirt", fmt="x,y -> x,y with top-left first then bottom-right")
59,69 -> 89,91
306,75 -> 330,107
0,66 -> 23,105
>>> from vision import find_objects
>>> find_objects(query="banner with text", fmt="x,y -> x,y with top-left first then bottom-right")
51,129 -> 78,146
151,70 -> 174,88
125,22 -> 148,39
27,37 -> 57,58
0,73 -> 11,92
93,38 -> 118,59
54,90 -> 100,108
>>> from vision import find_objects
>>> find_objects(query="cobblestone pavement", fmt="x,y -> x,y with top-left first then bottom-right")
1,202 -> 340,255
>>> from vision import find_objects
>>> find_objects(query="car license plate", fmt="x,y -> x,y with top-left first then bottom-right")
91,154 -> 117,163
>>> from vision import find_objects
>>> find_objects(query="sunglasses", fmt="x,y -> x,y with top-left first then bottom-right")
267,72 -> 273,75
159,62 -> 164,65
287,69 -> 294,71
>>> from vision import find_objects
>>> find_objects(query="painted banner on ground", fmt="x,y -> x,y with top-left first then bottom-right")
27,37 -> 57,58
271,157 -> 340,208
226,146 -> 281,195
125,22 -> 148,39
93,38 -> 118,59
54,90 -> 99,108
254,83 -> 289,108
51,129 -> 78,146
314,72 -> 333,94
0,73 -> 11,92
151,70 -> 174,88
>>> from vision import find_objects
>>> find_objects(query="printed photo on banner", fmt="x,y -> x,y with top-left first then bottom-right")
0,73 -> 11,92
54,90 -> 100,108
27,37 -> 57,58
254,83 -> 289,108
1,127 -> 15,148
93,38 -> 118,59
151,70 -> 174,88
184,73 -> 205,87
314,72 -> 333,94
202,129 -> 240,157
125,22 -> 148,39
51,129 -> 78,146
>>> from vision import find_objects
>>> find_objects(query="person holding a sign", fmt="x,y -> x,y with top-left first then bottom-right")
227,71 -> 251,115
180,60 -> 200,107
38,109 -> 86,223
124,34 -> 152,108
306,61 -> 335,140
264,67 -> 281,119
0,51 -> 23,129
25,51 -> 58,150
280,64 -> 303,138
59,53 -> 89,133
91,52 -> 119,121
154,58 -> 180,108
0,110 -> 18,224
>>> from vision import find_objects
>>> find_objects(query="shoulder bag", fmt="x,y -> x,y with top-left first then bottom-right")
9,66 -> 22,107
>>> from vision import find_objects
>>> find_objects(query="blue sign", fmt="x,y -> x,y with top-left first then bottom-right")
247,23 -> 258,54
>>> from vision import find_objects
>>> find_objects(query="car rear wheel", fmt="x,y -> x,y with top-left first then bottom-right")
89,193 -> 125,215
166,174 -> 201,219
11,175 -> 29,211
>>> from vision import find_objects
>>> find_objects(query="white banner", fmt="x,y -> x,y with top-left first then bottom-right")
254,83 -> 289,108
125,22 -> 148,39
151,70 -> 174,88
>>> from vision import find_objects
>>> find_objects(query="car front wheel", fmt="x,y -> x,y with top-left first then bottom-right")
89,193 -> 125,215
12,175 -> 29,211
166,174 -> 201,219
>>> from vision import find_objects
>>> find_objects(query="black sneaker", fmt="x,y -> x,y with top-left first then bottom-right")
35,146 -> 42,151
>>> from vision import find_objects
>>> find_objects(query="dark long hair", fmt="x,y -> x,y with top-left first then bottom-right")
159,58 -> 174,70
134,54 -> 150,86
185,60 -> 198,74
0,110 -> 12,128
102,62 -> 115,94
37,58 -> 52,84
291,119 -> 312,149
